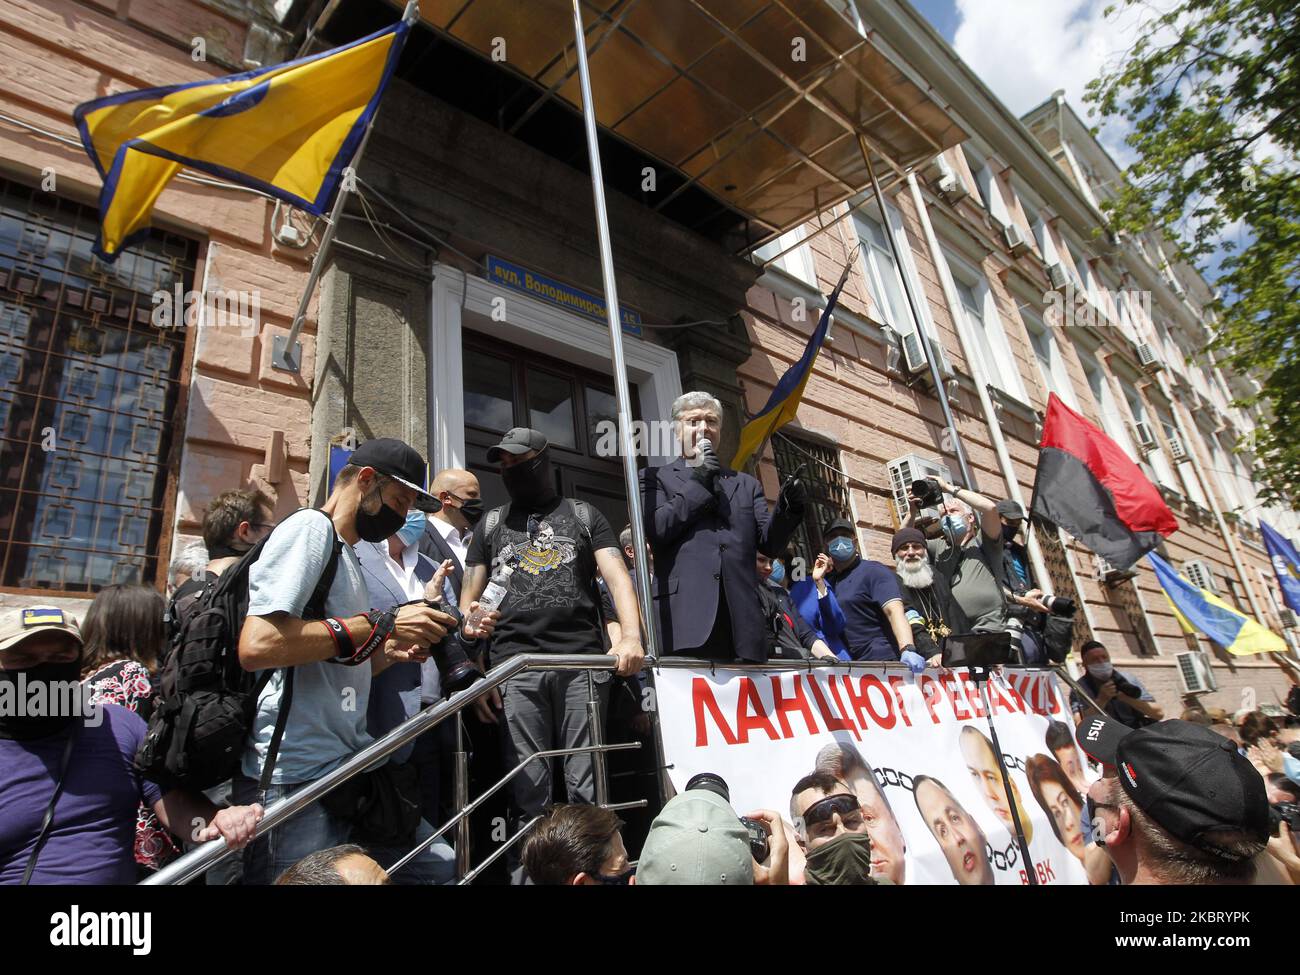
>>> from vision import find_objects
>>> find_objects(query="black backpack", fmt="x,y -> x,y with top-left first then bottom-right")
136,511 -> 342,791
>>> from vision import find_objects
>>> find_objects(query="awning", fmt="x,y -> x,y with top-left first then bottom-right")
395,0 -> 967,250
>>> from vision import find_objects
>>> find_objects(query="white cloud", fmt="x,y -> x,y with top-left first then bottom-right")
950,0 -> 1147,166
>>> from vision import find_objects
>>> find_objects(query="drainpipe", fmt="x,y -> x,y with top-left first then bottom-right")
906,174 -> 1054,592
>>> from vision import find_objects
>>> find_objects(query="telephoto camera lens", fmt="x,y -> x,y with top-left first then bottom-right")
684,772 -> 731,802
1041,594 -> 1077,617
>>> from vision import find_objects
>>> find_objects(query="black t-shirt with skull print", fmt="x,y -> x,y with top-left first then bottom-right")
465,496 -> 619,663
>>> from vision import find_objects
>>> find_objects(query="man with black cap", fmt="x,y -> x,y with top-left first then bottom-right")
891,526 -> 966,666
1076,715 -> 1270,884
460,427 -> 643,883
818,517 -> 921,672
233,437 -> 459,885
639,390 -> 805,661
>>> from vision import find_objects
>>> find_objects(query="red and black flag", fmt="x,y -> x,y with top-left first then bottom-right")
1030,393 -> 1178,569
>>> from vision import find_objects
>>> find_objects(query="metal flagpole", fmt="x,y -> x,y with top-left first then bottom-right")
858,135 -> 975,489
569,0 -> 658,663
569,0 -> 669,812
271,0 -> 420,373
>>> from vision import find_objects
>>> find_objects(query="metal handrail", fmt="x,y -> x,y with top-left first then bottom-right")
143,654 -> 621,886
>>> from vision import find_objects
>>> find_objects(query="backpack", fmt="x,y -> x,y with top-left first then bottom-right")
482,499 -> 593,547
136,511 -> 342,791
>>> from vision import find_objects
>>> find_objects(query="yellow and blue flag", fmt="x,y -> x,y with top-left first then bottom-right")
1261,520 -> 1300,614
732,262 -> 851,469
1147,552 -> 1286,655
73,14 -> 412,260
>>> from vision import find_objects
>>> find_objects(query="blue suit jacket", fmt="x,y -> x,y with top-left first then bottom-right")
789,578 -> 849,659
639,458 -> 800,659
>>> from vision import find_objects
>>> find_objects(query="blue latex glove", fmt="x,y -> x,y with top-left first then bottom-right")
900,650 -> 927,676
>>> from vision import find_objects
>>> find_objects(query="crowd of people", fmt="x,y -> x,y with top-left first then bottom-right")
2,390 -> 1298,886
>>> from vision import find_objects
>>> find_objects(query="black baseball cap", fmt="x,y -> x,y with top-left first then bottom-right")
486,427 -> 548,463
995,499 -> 1025,520
822,517 -> 855,539
348,438 -> 441,513
1075,716 -> 1269,856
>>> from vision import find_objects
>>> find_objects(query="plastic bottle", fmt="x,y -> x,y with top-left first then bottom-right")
467,563 -> 513,631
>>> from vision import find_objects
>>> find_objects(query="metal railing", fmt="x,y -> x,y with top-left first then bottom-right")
145,653 -> 1089,886
143,654 -> 643,886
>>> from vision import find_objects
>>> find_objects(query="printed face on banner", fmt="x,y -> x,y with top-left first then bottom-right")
655,665 -> 1092,885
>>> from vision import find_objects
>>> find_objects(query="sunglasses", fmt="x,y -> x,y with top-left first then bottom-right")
801,793 -> 861,833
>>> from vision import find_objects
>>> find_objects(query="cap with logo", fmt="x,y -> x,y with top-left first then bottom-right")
1075,716 -> 1269,857
348,438 -> 441,513
486,427 -> 549,464
0,606 -> 83,651
636,789 -> 754,885
995,499 -> 1025,520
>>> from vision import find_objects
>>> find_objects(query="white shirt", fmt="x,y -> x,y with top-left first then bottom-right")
430,515 -> 473,605
355,537 -> 441,703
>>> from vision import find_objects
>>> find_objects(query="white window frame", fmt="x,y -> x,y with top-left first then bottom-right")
1122,384 -> 1177,487
754,225 -> 818,288
942,251 -> 1029,401
1082,355 -> 1140,461
961,146 -> 1012,226
1035,218 -> 1061,267
1025,313 -> 1080,411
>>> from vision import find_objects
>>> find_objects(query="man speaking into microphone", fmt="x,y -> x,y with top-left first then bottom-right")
640,391 -> 806,662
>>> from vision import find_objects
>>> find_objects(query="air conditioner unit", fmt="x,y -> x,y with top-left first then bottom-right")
1136,342 -> 1164,374
1279,608 -> 1298,630
1095,554 -> 1138,584
1167,433 -> 1189,461
886,454 -> 953,525
1175,650 -> 1218,694
1132,419 -> 1159,452
1002,222 -> 1029,257
899,329 -> 955,384
1047,263 -> 1070,290
1182,559 -> 1218,594
926,154 -> 969,203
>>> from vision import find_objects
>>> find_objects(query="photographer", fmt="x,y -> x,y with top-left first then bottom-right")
906,478 -> 1007,634
994,500 -> 1076,665
1069,641 -> 1163,729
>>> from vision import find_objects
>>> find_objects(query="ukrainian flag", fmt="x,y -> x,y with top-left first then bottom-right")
73,15 -> 411,260
732,262 -> 851,469
1147,552 -> 1286,655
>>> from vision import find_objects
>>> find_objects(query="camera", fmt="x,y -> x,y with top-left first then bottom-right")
424,601 -> 483,694
1270,801 -> 1300,837
911,478 -> 946,538
685,772 -> 769,863
1041,594 -> 1076,617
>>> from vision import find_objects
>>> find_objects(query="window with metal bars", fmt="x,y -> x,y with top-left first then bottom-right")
0,179 -> 195,592
771,433 -> 850,568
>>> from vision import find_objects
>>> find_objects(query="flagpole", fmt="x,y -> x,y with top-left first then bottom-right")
271,0 -> 420,373
568,1 -> 658,658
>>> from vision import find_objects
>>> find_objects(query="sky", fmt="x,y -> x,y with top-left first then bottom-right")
908,0 -> 1246,281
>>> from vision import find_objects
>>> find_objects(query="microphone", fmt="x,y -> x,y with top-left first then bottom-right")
697,436 -> 714,456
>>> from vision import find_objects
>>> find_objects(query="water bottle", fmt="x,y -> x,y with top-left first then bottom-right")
467,563 -> 513,631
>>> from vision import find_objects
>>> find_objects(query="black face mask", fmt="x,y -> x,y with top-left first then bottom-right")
355,483 -> 407,543
450,494 -> 485,527
1002,523 -> 1020,542
0,660 -> 84,740
501,450 -> 557,510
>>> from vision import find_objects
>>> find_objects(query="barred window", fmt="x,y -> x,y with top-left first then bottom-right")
771,433 -> 850,567
0,179 -> 194,593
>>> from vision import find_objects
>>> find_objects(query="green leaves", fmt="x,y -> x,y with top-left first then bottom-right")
1087,0 -> 1300,504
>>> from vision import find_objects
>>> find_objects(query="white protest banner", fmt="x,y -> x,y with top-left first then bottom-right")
655,664 -> 1093,885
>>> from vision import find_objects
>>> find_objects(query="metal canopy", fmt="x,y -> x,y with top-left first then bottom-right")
394,0 -> 966,250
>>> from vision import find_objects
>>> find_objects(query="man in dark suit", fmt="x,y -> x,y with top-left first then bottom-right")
639,391 -> 806,662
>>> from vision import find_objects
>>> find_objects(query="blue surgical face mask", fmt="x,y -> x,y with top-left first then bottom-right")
396,509 -> 426,547
827,536 -> 856,562
769,561 -> 785,584
943,515 -> 969,543
1284,753 -> 1300,788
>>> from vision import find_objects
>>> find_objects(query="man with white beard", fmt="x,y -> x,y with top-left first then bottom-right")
890,528 -> 968,666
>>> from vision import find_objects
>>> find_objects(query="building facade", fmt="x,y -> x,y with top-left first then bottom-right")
1,0 -> 1295,716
